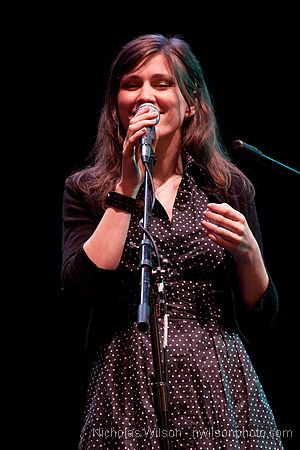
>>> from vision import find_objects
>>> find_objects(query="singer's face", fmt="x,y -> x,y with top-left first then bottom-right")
117,54 -> 192,143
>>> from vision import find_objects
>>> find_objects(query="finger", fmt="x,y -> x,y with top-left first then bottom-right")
205,232 -> 237,254
206,202 -> 244,221
125,119 -> 158,148
133,107 -> 159,121
201,219 -> 242,246
122,128 -> 147,158
202,209 -> 244,235
130,110 -> 159,128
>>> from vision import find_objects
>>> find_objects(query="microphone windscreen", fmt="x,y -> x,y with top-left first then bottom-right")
137,103 -> 160,124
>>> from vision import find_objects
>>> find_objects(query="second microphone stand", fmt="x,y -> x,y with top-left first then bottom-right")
137,151 -> 172,450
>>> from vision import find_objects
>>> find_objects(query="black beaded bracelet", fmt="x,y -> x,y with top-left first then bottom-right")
105,191 -> 136,214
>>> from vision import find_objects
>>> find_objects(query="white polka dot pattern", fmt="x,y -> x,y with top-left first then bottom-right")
79,159 -> 283,449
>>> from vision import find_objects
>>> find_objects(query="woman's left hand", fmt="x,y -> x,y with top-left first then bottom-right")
201,202 -> 258,262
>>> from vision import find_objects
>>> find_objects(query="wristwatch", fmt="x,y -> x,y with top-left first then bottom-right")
105,191 -> 136,214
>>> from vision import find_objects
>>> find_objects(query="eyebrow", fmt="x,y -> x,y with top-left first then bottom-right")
121,73 -> 174,82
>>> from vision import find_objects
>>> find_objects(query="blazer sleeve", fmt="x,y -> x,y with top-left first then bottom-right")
61,175 -> 131,355
226,178 -> 279,344
61,175 -> 119,299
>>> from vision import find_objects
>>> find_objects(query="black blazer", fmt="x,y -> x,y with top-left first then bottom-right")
61,158 -> 278,357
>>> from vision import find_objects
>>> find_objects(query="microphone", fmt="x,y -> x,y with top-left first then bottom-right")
233,139 -> 263,156
233,139 -> 300,175
137,103 -> 160,163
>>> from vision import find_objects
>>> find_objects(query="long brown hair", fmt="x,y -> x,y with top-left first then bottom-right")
72,34 -> 253,207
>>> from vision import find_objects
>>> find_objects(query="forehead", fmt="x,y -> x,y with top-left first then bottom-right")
125,53 -> 173,78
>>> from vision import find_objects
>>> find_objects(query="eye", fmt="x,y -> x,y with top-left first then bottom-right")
120,77 -> 141,90
154,79 -> 174,89
123,83 -> 139,90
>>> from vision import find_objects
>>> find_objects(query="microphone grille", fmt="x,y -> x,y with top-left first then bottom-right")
232,140 -> 244,150
137,103 -> 160,123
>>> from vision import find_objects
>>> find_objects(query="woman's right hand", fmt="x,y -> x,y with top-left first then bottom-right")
116,107 -> 159,197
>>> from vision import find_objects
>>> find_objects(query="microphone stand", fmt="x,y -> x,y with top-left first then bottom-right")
233,140 -> 300,175
137,149 -> 172,450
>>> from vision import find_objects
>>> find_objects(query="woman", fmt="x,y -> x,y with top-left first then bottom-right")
62,34 -> 283,449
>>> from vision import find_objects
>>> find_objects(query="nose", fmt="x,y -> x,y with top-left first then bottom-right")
136,82 -> 156,106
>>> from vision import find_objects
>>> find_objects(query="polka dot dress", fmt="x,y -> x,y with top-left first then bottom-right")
79,159 -> 283,449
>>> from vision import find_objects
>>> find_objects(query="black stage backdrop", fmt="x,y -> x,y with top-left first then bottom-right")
22,12 -> 298,450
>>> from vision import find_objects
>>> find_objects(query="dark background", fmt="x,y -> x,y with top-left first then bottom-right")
21,9 -> 298,450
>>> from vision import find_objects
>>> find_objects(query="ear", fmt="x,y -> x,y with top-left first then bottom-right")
185,104 -> 196,118
185,91 -> 198,118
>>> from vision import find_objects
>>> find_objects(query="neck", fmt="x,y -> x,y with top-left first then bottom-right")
153,145 -> 183,185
